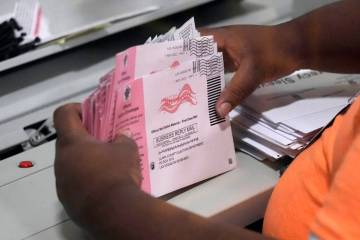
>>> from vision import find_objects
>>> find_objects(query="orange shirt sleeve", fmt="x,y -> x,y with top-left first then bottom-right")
310,134 -> 360,240
263,98 -> 360,240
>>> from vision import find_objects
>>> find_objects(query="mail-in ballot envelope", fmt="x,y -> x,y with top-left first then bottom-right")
111,54 -> 236,196
82,18 -> 237,197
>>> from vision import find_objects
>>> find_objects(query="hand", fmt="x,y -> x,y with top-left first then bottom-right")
53,103 -> 141,224
201,25 -> 301,117
53,104 -> 270,240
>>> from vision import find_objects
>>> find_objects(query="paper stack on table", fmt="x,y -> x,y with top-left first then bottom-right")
0,0 -> 49,61
230,70 -> 360,161
82,18 -> 236,197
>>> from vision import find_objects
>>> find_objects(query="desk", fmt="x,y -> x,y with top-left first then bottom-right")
0,141 -> 278,240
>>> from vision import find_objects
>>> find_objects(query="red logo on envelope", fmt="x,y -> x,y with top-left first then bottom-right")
160,84 -> 197,113
170,60 -> 180,69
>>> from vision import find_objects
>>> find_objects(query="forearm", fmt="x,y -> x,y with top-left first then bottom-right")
74,183 -> 271,240
277,0 -> 360,73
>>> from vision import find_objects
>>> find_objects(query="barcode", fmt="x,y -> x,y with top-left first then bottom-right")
183,37 -> 214,57
207,76 -> 225,126
179,25 -> 191,40
193,60 -> 200,74
192,56 -> 221,76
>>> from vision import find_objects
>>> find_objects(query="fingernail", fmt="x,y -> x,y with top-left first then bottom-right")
218,102 -> 232,117
114,130 -> 132,143
122,130 -> 133,138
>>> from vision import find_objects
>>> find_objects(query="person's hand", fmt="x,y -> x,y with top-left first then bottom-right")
53,104 -> 272,240
201,25 -> 302,117
53,103 -> 141,224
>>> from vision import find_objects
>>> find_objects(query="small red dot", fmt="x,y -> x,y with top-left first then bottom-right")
18,161 -> 34,168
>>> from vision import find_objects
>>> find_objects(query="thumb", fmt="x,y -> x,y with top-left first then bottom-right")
216,67 -> 259,117
54,103 -> 90,145
113,134 -> 138,151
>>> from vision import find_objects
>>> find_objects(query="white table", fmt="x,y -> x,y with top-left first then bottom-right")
0,141 -> 278,240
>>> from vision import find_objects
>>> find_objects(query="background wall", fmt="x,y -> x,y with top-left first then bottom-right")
291,0 -> 339,17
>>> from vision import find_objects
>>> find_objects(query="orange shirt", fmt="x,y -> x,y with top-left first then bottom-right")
263,97 -> 360,240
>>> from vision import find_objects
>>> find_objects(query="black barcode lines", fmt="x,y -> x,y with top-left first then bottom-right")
207,76 -> 225,126
179,25 -> 191,40
192,56 -> 221,76
183,37 -> 214,57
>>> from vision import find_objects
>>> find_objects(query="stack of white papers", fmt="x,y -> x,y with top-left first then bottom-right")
229,70 -> 360,160
82,18 -> 236,197
2,0 -> 158,44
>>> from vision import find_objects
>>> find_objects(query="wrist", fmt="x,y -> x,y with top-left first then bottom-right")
273,20 -> 309,73
73,180 -> 141,232
70,176 -> 139,219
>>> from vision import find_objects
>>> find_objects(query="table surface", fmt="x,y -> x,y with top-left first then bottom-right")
0,140 -> 279,240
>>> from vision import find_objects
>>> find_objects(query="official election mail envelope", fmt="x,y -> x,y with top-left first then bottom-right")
82,18 -> 237,197
111,54 -> 236,197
